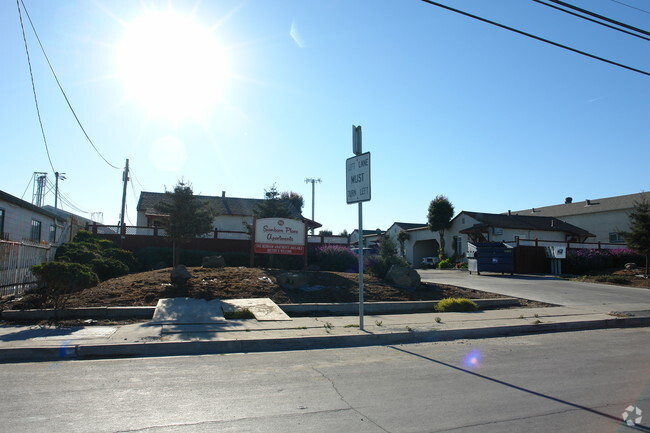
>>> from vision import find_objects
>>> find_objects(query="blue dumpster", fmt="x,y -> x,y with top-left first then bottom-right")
467,242 -> 514,275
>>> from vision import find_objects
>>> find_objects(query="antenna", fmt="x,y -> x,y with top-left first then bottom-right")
305,178 -> 322,235
32,172 -> 47,206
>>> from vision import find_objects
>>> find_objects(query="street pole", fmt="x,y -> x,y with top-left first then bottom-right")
358,201 -> 364,330
53,172 -> 59,244
304,178 -> 321,235
120,159 -> 129,237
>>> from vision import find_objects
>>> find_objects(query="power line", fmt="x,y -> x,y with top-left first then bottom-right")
546,0 -> 650,36
532,0 -> 650,41
609,0 -> 650,15
418,0 -> 650,77
19,0 -> 121,170
16,0 -> 56,174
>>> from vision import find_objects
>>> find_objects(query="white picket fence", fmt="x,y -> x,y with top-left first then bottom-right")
0,240 -> 52,297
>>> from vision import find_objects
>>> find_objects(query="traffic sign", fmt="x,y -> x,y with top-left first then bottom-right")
346,152 -> 371,204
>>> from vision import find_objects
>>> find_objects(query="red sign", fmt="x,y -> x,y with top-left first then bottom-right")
253,218 -> 306,256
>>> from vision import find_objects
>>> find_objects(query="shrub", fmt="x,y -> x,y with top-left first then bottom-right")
105,248 -> 138,272
366,254 -> 409,278
91,257 -> 130,281
31,261 -> 99,309
312,245 -> 358,272
564,248 -> 643,274
438,258 -> 455,269
434,298 -> 479,312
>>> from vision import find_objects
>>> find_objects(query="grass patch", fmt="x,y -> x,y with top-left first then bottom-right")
223,308 -> 255,320
344,324 -> 360,328
434,298 -> 479,312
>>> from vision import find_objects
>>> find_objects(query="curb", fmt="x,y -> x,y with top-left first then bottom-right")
0,298 -> 520,321
2,315 -> 649,364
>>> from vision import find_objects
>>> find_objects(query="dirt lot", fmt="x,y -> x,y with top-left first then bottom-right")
1,267 -> 540,310
572,268 -> 650,288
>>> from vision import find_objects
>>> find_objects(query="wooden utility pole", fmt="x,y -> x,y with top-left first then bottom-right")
119,159 -> 129,236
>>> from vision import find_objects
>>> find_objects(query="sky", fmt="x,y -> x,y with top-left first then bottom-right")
1,0 -> 649,235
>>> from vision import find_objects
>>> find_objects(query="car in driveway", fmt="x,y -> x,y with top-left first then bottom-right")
421,256 -> 440,268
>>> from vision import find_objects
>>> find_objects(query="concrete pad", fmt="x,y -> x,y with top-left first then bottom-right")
221,298 -> 292,321
29,326 -> 117,341
151,298 -> 225,324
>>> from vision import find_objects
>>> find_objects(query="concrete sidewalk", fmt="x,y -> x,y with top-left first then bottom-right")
2,305 -> 650,363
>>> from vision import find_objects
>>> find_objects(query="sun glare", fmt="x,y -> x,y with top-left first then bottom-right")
117,11 -> 228,121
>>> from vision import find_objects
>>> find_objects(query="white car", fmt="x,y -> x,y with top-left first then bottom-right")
421,256 -> 440,268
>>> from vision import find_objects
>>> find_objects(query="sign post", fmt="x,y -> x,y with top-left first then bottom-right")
347,125 -> 371,330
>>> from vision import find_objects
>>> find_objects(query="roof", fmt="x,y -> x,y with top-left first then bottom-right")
389,222 -> 426,231
0,190 -> 62,221
137,191 -> 320,228
458,211 -> 594,237
509,192 -> 650,217
41,205 -> 95,225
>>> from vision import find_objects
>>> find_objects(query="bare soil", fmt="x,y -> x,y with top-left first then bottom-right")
1,267 -> 538,310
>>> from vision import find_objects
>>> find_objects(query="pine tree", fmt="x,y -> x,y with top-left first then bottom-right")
623,196 -> 650,276
154,181 -> 214,267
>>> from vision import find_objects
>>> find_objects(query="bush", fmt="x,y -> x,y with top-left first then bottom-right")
31,261 -> 99,309
434,298 -> 479,312
136,247 -> 250,270
438,258 -> 455,269
105,248 -> 138,272
311,245 -> 358,272
366,254 -> 409,278
564,248 -> 643,274
91,257 -> 130,281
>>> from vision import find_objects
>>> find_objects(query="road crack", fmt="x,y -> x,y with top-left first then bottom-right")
312,366 -> 392,433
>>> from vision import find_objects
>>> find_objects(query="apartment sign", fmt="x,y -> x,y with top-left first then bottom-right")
346,152 -> 371,204
254,218 -> 306,255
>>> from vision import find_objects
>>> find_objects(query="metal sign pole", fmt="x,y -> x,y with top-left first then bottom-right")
358,201 -> 364,330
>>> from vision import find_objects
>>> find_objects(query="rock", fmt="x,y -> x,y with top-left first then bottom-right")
386,265 -> 421,289
202,255 -> 226,268
277,272 -> 309,290
625,263 -> 637,270
170,265 -> 192,285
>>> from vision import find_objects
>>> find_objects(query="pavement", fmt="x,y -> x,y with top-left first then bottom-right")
1,270 -> 650,363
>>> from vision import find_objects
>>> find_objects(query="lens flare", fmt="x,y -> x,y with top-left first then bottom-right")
462,349 -> 482,369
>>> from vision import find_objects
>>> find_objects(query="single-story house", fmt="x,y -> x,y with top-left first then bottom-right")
510,192 -> 650,246
0,190 -> 65,245
136,191 -> 321,238
393,211 -> 593,267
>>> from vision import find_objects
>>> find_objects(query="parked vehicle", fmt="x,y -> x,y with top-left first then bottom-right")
421,256 -> 440,268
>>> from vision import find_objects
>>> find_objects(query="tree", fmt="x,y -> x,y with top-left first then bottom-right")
622,196 -> 650,276
280,191 -> 304,212
319,229 -> 333,236
339,229 -> 349,237
427,195 -> 455,259
154,181 -> 214,267
254,184 -> 295,219
397,230 -> 410,257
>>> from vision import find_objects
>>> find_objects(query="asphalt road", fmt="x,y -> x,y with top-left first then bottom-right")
2,328 -> 649,433
419,269 -> 650,310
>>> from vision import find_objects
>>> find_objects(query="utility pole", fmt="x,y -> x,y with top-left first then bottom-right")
32,172 -> 47,206
304,178 -> 321,235
53,171 -> 65,244
119,159 -> 129,236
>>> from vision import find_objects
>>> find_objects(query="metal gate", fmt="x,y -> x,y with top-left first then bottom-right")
0,240 -> 51,296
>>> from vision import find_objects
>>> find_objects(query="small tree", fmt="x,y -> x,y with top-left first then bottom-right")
318,229 -> 333,236
427,195 -> 455,259
397,230 -> 410,257
154,181 -> 214,267
622,196 -> 650,276
254,184 -> 296,219
280,191 -> 304,212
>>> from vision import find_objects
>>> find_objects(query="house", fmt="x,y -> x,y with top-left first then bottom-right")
384,222 -> 427,256
136,191 -> 320,237
0,190 -> 65,244
394,211 -> 593,267
349,228 -> 384,250
42,205 -> 96,244
510,192 -> 650,246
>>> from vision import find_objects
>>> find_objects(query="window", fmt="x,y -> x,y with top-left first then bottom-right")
30,219 -> 42,242
49,224 -> 56,243
609,232 -> 625,243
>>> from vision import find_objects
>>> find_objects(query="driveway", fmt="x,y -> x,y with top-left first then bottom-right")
418,269 -> 650,312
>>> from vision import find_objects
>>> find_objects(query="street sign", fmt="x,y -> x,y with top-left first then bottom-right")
346,152 -> 371,204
